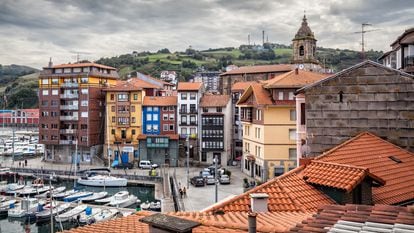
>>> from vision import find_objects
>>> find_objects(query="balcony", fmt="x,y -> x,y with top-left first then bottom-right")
189,121 -> 197,126
60,140 -> 76,145
60,105 -> 78,110
61,83 -> 79,88
179,121 -> 188,126
59,129 -> 77,134
179,109 -> 188,114
60,93 -> 79,99
190,108 -> 197,113
60,116 -> 78,121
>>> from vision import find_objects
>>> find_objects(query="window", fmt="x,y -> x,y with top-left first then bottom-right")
190,93 -> 196,100
81,88 -> 88,94
163,124 -> 168,131
169,124 -> 174,131
162,106 -> 168,111
299,45 -> 304,56
255,127 -> 261,139
153,107 -> 159,112
118,117 -> 129,125
190,104 -> 196,113
289,148 -> 297,160
81,77 -> 88,83
190,128 -> 196,135
131,117 -> 136,123
112,116 -> 115,122
81,124 -> 87,129
41,100 -> 48,106
146,114 -> 152,121
81,112 -> 88,118
110,94 -> 115,100
181,93 -> 187,100
163,114 -> 168,120
51,124 -> 58,129
118,94 -> 129,101
133,94 -> 138,100
41,124 -> 48,129
42,90 -> 49,95
203,108 -> 208,113
169,114 -> 174,121
338,91 -> 344,103
121,130 -> 126,139
111,106 -> 115,112
288,92 -> 294,100
55,69 -> 62,74
131,106 -> 135,112
132,129 -> 136,135
51,79 -> 58,84
147,107 -> 152,111
51,100 -> 58,106
245,125 -> 250,136
42,79 -> 49,85
111,129 -> 115,135
300,103 -> 306,125
41,111 -> 49,117
81,100 -> 88,106
256,109 -> 262,121
51,112 -> 58,117
153,114 -> 158,121
169,106 -> 174,111
216,107 -> 222,112
201,152 -> 207,162
278,92 -> 284,100
153,124 -> 159,131
146,125 -> 152,132
181,128 -> 187,135
289,129 -> 296,140
290,109 -> 296,121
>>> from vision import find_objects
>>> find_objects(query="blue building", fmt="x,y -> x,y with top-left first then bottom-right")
142,106 -> 160,135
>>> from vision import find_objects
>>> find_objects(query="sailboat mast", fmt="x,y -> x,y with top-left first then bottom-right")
74,139 -> 78,188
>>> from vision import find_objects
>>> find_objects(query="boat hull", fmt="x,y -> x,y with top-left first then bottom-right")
77,178 -> 127,187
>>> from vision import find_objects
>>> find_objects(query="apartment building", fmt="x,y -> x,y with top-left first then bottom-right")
39,62 -> 118,163
199,95 -> 231,165
139,96 -> 179,166
104,79 -> 144,167
177,82 -> 203,160
238,69 -> 327,181
193,71 -> 220,93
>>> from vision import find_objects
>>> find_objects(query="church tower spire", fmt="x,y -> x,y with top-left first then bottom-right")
292,13 -> 319,69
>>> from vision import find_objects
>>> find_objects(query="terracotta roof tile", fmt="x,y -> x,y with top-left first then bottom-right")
204,167 -> 335,213
237,83 -> 273,106
303,161 -> 385,192
200,95 -> 230,107
315,132 -> 414,205
51,62 -> 116,70
289,204 -> 414,233
177,82 -> 203,91
142,96 -> 177,106
221,64 -> 293,76
231,81 -> 260,91
105,78 -> 160,92
262,70 -> 329,88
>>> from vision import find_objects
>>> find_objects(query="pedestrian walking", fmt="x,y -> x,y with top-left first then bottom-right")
179,188 -> 183,199
183,187 -> 187,198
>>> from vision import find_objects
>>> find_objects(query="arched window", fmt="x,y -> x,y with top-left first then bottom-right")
299,46 -> 304,56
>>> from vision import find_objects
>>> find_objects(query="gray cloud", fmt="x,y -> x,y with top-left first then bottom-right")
0,0 -> 412,68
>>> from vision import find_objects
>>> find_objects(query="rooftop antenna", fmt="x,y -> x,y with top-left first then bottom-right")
353,23 -> 380,61
266,35 -> 269,43
262,30 -> 265,45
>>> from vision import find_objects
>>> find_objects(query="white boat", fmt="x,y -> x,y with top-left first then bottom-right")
35,186 -> 66,198
93,208 -> 118,223
8,197 -> 40,218
79,192 -> 108,203
94,196 -> 112,204
36,203 -> 71,221
140,201 -> 150,210
55,204 -> 87,222
19,185 -> 53,196
79,207 -> 102,224
0,196 -> 6,202
64,191 -> 93,202
0,181 -> 8,192
6,183 -> 25,194
77,169 -> 127,187
0,199 -> 17,208
53,189 -> 78,199
108,191 -> 138,208
149,201 -> 161,211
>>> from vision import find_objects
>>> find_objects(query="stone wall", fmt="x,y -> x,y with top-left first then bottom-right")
304,62 -> 414,156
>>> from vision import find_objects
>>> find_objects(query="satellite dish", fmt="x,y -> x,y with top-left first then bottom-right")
298,64 -> 305,70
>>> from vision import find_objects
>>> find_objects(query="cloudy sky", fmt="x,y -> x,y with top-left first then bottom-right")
0,0 -> 412,69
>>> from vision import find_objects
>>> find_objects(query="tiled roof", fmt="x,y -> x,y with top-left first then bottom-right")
262,70 -> 329,88
220,64 -> 293,76
315,132 -> 414,205
289,204 -> 414,233
237,83 -> 273,106
303,161 -> 385,192
231,81 -> 260,91
143,96 -> 177,106
204,167 -> 335,213
105,78 -> 161,92
200,95 -> 230,107
51,62 -> 116,70
177,82 -> 203,91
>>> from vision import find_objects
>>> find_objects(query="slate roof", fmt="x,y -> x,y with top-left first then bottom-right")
289,204 -> 414,233
303,161 -> 385,193
315,132 -> 414,205
204,166 -> 335,213
200,95 -> 230,107
262,70 -> 329,88
177,82 -> 203,91
220,64 -> 293,76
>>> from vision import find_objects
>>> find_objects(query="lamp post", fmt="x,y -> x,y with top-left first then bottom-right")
49,174 -> 53,233
186,135 -> 189,189
214,154 -> 218,203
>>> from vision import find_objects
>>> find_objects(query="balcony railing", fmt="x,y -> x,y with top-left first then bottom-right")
190,108 -> 197,113
404,55 -> 414,67
179,134 -> 197,139
61,83 -> 79,88
179,122 -> 188,126
189,121 -> 197,125
60,93 -> 79,99
60,105 -> 78,110
60,140 -> 76,145
179,109 -> 188,114
59,129 -> 77,134
60,116 -> 78,121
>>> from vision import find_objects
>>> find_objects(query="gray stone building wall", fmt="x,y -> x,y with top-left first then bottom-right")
302,61 -> 414,156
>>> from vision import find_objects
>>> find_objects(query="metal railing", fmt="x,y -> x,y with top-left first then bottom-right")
60,116 -> 78,121
59,129 -> 77,134
60,105 -> 78,110
59,140 -> 76,145
61,83 -> 79,88
60,93 -> 79,99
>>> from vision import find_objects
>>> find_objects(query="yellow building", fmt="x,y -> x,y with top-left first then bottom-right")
237,69 -> 328,181
104,79 -> 148,166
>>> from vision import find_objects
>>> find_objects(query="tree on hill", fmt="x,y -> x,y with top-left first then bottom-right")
157,48 -> 171,54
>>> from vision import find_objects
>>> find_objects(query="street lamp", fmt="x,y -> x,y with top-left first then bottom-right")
186,135 -> 189,189
214,155 -> 218,203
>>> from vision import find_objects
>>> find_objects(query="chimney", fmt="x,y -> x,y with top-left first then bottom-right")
248,212 -> 257,233
295,68 -> 299,75
250,193 -> 269,213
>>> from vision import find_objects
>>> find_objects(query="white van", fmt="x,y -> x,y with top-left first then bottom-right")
139,160 -> 158,169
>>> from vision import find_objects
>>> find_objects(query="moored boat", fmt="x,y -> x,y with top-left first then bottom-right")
79,192 -> 108,203
79,207 -> 102,225
93,208 -> 118,223
55,204 -> 87,222
108,191 -> 138,208
53,189 -> 78,200
63,191 -> 93,202
36,203 -> 71,222
8,197 -> 41,218
77,169 -> 127,187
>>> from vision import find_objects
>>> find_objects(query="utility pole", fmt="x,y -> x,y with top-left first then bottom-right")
214,154 -> 218,203
186,136 -> 189,189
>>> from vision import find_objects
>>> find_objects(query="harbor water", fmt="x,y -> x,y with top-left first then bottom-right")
0,178 -> 156,233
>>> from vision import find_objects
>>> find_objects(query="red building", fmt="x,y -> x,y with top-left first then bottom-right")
0,109 -> 39,127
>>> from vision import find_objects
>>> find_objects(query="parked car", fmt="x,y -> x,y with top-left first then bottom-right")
113,162 -> 133,169
199,169 -> 211,179
190,176 -> 205,187
219,174 -> 230,184
139,160 -> 158,169
206,175 -> 215,185
207,165 -> 222,175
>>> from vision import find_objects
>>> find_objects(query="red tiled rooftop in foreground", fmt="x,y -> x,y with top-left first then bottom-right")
177,82 -> 203,91
315,132 -> 414,205
289,204 -> 414,233
204,166 -> 335,213
200,95 -> 230,107
303,160 -> 385,192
